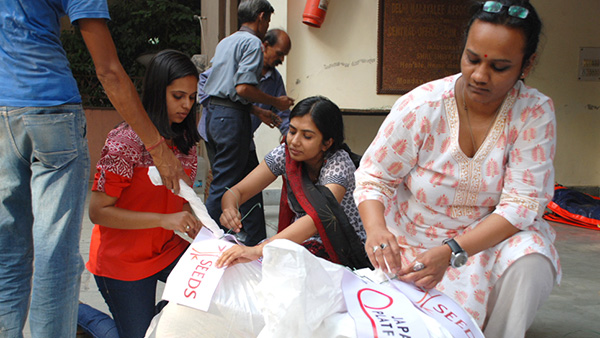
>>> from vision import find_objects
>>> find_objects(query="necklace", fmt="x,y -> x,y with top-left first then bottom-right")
462,87 -> 500,155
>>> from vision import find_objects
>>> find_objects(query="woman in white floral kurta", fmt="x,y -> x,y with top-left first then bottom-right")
354,1 -> 560,337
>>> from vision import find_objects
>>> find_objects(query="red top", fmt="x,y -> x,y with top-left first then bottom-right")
86,124 -> 197,281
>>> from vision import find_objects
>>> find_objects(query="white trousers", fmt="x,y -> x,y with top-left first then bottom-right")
483,253 -> 556,338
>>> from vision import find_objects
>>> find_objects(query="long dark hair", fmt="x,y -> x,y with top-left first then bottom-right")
465,0 -> 542,70
289,96 -> 344,158
142,49 -> 200,155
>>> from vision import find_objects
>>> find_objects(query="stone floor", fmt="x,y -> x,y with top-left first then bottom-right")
526,221 -> 600,338
23,190 -> 600,337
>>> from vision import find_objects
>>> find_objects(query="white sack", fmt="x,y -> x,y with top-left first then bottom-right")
146,260 -> 264,338
146,239 -> 471,338
257,239 -> 354,338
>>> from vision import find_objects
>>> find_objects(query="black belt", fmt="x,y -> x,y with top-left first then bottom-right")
209,97 -> 251,112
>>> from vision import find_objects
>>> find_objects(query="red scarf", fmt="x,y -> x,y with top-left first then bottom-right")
278,146 -> 340,263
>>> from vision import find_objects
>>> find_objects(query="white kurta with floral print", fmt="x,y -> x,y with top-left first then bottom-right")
354,74 -> 561,326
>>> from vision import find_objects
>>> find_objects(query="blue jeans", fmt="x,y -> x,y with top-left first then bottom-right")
205,103 -> 266,246
77,303 -> 119,338
0,105 -> 90,338
93,253 -> 181,338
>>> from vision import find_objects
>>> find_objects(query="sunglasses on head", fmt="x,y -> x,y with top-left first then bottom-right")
482,1 -> 529,19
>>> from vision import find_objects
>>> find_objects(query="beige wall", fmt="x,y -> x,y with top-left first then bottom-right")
255,0 -> 393,187
256,0 -> 600,187
527,1 -> 600,186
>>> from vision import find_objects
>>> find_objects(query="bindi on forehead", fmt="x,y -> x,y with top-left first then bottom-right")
484,54 -> 488,58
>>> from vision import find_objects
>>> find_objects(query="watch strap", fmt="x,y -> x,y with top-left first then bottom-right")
443,238 -> 464,254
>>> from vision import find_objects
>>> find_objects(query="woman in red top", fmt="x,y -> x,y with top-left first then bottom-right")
86,50 -> 202,338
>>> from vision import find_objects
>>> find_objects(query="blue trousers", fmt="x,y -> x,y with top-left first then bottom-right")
77,303 -> 119,338
205,103 -> 266,246
93,253 -> 181,338
0,105 -> 89,338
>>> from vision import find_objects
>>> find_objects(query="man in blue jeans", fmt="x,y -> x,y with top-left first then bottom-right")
203,0 -> 294,246
0,1 -> 189,337
198,28 -> 292,245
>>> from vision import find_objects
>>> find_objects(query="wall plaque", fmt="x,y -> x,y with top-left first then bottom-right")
377,0 -> 472,94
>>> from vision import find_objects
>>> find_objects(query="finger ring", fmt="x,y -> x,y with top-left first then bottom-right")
380,243 -> 388,250
186,225 -> 191,230
413,261 -> 425,272
372,245 -> 379,253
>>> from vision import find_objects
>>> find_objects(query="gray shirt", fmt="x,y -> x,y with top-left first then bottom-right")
265,144 -> 367,244
203,30 -> 263,105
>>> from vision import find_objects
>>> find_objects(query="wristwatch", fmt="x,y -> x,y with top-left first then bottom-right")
443,238 -> 468,268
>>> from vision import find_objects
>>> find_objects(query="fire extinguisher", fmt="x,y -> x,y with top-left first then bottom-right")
302,0 -> 329,28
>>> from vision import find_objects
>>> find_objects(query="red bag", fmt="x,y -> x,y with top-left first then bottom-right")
543,184 -> 600,230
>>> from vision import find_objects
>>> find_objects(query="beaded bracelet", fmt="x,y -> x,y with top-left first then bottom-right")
146,136 -> 165,151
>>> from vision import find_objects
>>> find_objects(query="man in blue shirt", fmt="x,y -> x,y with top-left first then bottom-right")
0,1 -> 189,337
198,29 -> 291,246
199,29 -> 292,152
254,29 -> 293,134
203,1 -> 294,246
